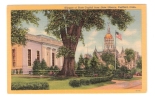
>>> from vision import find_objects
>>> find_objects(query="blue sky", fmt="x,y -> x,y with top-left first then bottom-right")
22,10 -> 141,62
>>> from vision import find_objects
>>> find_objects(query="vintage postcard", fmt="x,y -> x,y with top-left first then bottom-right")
7,4 -> 147,93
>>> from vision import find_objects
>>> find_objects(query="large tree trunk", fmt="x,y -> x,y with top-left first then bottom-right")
58,22 -> 83,77
58,56 -> 76,76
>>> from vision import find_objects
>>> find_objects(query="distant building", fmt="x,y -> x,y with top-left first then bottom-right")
93,24 -> 140,69
11,34 -> 63,74
84,54 -> 92,59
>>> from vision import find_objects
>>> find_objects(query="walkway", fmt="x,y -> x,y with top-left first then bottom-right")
93,79 -> 142,89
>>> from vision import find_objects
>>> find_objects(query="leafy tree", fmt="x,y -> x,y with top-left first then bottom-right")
33,59 -> 41,70
90,54 -> 99,74
120,66 -> 128,73
11,10 -> 40,45
101,52 -> 120,68
40,59 -> 48,70
136,57 -> 142,69
53,65 -> 60,71
108,64 -> 115,71
74,62 -> 78,70
124,48 -> 135,68
131,68 -> 137,75
43,10 -> 133,77
84,57 -> 90,70
77,54 -> 84,70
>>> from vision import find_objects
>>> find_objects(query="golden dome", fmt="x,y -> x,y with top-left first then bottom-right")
104,33 -> 113,39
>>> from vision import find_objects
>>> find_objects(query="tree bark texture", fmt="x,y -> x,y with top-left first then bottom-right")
58,21 -> 84,76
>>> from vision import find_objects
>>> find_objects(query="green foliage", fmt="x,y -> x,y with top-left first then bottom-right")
77,54 -> 84,69
69,76 -> 113,87
114,66 -> 133,79
80,79 -> 90,85
11,70 -> 14,75
16,69 -> 18,74
66,34 -> 77,43
84,57 -> 90,70
90,54 -> 99,72
131,68 -> 137,75
11,10 -> 40,45
125,48 -> 135,62
40,59 -> 48,70
75,70 -> 86,77
101,52 -> 114,65
69,80 -> 81,87
11,82 -> 49,90
33,59 -> 41,71
56,46 -> 75,58
108,64 -> 115,71
33,59 -> 48,71
19,69 -> 23,74
136,57 -> 142,69
44,10 -> 133,37
53,65 -> 60,70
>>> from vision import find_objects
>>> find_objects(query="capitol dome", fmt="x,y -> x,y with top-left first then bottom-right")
104,33 -> 113,39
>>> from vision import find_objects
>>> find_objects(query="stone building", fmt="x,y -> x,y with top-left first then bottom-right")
93,25 -> 140,69
11,34 -> 63,74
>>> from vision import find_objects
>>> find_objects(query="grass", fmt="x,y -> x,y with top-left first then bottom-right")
113,76 -> 142,81
11,75 -> 115,90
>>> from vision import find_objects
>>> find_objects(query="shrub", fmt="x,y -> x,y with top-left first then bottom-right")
41,59 -> 48,70
75,70 -> 86,77
16,69 -> 18,74
69,80 -> 81,87
114,67 -> 133,79
33,59 -> 41,71
19,69 -> 23,74
11,82 -> 49,90
11,70 -> 15,75
80,79 -> 90,85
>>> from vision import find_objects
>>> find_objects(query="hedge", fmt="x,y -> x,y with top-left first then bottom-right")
11,82 -> 49,90
30,70 -> 60,75
69,75 -> 113,87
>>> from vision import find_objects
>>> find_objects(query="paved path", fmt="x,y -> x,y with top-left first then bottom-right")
93,79 -> 142,89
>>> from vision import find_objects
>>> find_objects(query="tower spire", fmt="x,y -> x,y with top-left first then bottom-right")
107,22 -> 110,34
94,45 -> 97,52
122,47 -> 124,52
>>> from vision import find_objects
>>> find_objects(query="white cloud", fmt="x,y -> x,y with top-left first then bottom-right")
90,31 -> 98,37
88,30 -> 98,40
88,37 -> 94,40
42,31 -> 47,35
97,46 -> 103,51
132,40 -> 141,55
117,39 -> 130,46
123,29 -> 137,36
76,45 -> 94,55
28,27 -> 37,34
86,41 -> 96,47
117,40 -> 141,55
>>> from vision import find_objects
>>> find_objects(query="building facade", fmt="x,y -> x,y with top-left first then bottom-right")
93,25 -> 140,69
12,34 -> 63,74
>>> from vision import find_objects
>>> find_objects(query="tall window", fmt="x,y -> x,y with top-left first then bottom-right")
37,51 -> 40,61
28,49 -> 31,66
52,53 -> 55,66
12,49 -> 16,67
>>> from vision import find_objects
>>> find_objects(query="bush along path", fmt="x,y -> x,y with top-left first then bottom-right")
11,82 -> 49,90
69,75 -> 113,87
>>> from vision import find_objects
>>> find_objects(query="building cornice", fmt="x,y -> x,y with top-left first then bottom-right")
26,34 -> 63,47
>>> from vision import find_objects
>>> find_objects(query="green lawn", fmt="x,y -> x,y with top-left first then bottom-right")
11,75 -> 115,90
